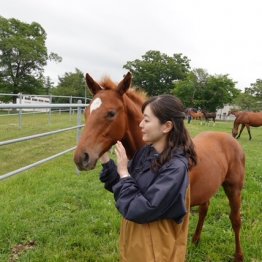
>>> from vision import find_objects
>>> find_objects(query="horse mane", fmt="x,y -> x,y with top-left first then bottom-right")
233,116 -> 240,128
99,76 -> 147,105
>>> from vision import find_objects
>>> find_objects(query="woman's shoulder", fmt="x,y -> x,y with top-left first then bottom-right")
162,148 -> 189,170
134,145 -> 157,159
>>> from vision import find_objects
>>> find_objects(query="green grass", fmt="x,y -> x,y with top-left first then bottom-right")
0,111 -> 83,175
0,116 -> 262,261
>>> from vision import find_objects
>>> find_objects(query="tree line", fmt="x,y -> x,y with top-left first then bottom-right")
0,16 -> 261,111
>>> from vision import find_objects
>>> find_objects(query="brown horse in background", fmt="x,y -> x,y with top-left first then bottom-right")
228,110 -> 242,118
185,108 -> 203,124
189,111 -> 204,121
74,73 -> 245,261
232,111 -> 262,140
201,110 -> 216,125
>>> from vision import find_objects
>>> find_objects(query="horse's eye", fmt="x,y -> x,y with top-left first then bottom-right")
107,111 -> 116,118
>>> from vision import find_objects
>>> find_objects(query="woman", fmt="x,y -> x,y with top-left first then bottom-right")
100,95 -> 197,262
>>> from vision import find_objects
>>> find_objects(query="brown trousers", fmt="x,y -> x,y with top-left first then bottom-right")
119,187 -> 190,262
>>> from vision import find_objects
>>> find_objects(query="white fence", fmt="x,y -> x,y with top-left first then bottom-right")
0,93 -> 90,128
0,101 -> 89,181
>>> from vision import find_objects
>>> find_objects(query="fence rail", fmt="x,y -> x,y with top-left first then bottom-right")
0,102 -> 89,181
0,125 -> 84,146
0,103 -> 87,109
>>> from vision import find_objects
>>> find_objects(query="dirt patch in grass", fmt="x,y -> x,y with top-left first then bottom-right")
9,240 -> 36,261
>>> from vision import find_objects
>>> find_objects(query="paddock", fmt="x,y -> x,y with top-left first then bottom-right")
0,116 -> 261,261
0,102 -> 90,180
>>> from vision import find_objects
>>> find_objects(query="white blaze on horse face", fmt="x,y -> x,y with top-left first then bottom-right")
90,97 -> 102,114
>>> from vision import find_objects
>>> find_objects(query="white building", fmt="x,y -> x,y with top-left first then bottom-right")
16,95 -> 50,112
216,104 -> 239,120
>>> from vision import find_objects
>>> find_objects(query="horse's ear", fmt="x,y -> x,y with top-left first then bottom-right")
116,72 -> 132,96
85,73 -> 102,95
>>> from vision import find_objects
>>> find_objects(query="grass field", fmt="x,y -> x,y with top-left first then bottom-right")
0,114 -> 262,261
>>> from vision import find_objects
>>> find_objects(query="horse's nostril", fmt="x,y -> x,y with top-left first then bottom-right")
83,152 -> 89,163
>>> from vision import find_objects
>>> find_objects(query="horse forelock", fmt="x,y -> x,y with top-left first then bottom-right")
98,76 -> 147,106
99,76 -> 117,90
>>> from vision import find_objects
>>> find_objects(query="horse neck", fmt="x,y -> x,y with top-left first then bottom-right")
233,118 -> 240,129
121,94 -> 145,159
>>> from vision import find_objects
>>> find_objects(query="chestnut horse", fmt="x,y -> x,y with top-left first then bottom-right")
74,73 -> 245,261
228,110 -> 247,139
231,111 -> 262,140
228,110 -> 242,118
189,111 -> 204,121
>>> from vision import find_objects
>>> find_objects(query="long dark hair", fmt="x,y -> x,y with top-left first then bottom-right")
142,95 -> 197,171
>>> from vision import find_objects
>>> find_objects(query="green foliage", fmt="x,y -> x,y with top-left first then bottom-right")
201,74 -> 239,111
234,79 -> 262,111
174,69 -> 240,111
51,68 -> 91,103
0,16 -> 61,102
233,93 -> 256,111
44,76 -> 54,95
246,79 -> 262,98
123,50 -> 191,96
172,70 -> 201,108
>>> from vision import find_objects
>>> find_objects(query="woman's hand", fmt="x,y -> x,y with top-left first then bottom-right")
100,152 -> 110,164
115,141 -> 130,178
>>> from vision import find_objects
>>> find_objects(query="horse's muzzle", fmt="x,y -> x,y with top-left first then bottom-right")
74,151 -> 97,171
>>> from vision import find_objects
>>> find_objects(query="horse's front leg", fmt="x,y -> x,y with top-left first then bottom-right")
246,125 -> 252,140
236,124 -> 245,139
192,201 -> 209,245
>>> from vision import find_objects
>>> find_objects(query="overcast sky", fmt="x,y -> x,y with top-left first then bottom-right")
2,0 -> 262,90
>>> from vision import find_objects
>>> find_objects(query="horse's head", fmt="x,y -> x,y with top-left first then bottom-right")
74,72 -> 132,171
232,126 -> 238,138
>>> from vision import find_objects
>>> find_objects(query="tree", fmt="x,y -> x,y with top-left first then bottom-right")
172,73 -> 195,108
0,16 -> 61,102
201,74 -> 239,111
173,68 -> 208,108
44,76 -> 54,95
233,79 -> 262,111
174,69 -> 240,111
123,50 -> 191,96
51,68 -> 90,103
233,93 -> 255,111
245,79 -> 262,99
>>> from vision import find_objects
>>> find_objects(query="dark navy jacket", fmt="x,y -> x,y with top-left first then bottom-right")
100,145 -> 189,224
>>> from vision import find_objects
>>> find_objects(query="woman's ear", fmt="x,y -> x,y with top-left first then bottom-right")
162,121 -> 173,134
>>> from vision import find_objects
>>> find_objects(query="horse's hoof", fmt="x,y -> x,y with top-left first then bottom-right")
234,253 -> 244,262
192,236 -> 200,246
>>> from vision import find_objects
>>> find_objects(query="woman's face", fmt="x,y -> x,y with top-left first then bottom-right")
139,105 -> 167,145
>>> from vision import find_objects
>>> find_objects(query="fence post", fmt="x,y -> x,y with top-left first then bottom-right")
18,93 -> 22,129
76,100 -> 82,175
69,96 -> 72,121
48,95 -> 52,125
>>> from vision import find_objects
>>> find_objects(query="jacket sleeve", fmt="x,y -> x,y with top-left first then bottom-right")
99,159 -> 120,192
112,160 -> 189,224
99,147 -> 146,193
